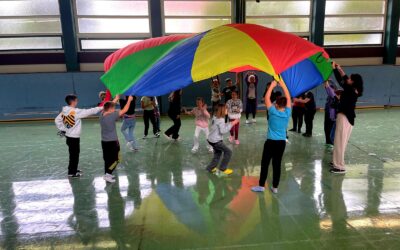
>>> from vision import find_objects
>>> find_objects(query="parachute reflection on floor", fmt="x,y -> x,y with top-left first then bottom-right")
0,109 -> 400,249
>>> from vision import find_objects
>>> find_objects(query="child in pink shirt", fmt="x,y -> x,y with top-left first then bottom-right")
185,97 -> 213,153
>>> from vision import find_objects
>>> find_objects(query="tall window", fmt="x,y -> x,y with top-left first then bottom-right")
74,0 -> 150,50
163,0 -> 232,34
245,0 -> 312,38
0,0 -> 62,51
324,0 -> 387,46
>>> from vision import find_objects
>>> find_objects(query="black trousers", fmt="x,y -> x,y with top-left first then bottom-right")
324,112 -> 335,145
305,109 -> 316,135
66,137 -> 80,175
291,106 -> 305,132
259,139 -> 286,188
165,113 -> 181,139
143,110 -> 158,136
101,141 -> 120,174
246,98 -> 257,119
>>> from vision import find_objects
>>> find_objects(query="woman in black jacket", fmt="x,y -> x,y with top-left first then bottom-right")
330,62 -> 363,174
164,89 -> 182,141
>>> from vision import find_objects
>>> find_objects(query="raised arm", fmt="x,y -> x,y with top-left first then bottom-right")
280,81 -> 292,108
264,80 -> 277,108
119,96 -> 133,116
325,81 -> 336,98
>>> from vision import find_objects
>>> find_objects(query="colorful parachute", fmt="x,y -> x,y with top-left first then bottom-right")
101,24 -> 332,97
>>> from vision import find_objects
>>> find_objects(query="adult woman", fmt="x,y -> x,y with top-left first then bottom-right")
330,62 -> 363,174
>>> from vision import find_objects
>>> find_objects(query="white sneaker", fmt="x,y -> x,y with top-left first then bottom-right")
103,174 -> 116,183
191,147 -> 198,153
251,186 -> 265,192
207,147 -> 214,153
245,120 -> 251,124
270,186 -> 278,194
252,118 -> 257,123
142,135 -> 148,139
126,142 -> 134,150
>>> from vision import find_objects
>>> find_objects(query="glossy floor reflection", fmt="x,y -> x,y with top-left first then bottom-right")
0,109 -> 400,249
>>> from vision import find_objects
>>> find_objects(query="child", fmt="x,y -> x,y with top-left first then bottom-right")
141,96 -> 160,139
55,94 -> 103,178
245,72 -> 258,124
252,81 -> 291,194
324,80 -> 338,147
289,94 -> 305,133
226,91 -> 242,145
206,104 -> 239,175
100,96 -> 133,183
152,97 -> 161,134
210,78 -> 221,116
119,95 -> 138,151
164,90 -> 182,141
185,97 -> 214,153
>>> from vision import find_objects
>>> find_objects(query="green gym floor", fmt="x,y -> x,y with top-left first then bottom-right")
0,109 -> 400,250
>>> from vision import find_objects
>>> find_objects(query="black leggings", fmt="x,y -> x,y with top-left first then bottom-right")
305,109 -> 316,135
165,113 -> 181,139
143,110 -> 157,136
324,112 -> 335,145
246,98 -> 257,119
66,137 -> 80,175
259,139 -> 286,188
101,141 -> 120,174
291,106 -> 305,132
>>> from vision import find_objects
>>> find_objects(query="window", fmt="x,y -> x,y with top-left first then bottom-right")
245,0 -> 312,37
74,0 -> 150,50
324,0 -> 386,46
0,0 -> 62,51
163,0 -> 232,34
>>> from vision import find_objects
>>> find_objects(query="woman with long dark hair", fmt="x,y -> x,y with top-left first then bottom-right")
330,62 -> 364,174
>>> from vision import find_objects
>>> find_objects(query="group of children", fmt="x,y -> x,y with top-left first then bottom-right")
56,62 -> 363,192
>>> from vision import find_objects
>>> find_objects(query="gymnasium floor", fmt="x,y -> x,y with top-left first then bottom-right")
0,109 -> 399,249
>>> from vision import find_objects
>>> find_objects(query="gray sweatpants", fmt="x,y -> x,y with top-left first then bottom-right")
206,141 -> 232,171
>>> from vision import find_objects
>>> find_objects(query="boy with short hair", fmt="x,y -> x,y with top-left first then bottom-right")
55,94 -> 103,178
100,96 -> 133,183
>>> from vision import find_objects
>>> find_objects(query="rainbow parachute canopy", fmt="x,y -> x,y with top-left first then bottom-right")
101,24 -> 332,97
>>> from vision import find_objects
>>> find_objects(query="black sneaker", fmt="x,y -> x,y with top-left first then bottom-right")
302,133 -> 312,137
77,169 -> 83,174
289,128 -> 296,132
329,168 -> 346,174
69,173 -> 82,178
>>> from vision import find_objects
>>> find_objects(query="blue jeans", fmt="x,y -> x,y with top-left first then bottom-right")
121,118 -> 137,148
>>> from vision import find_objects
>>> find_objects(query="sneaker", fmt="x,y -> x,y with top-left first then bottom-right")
245,120 -> 251,124
207,147 -> 214,153
154,132 -> 160,138
77,169 -> 83,174
191,147 -> 198,153
330,168 -> 346,174
207,167 -> 217,174
221,168 -> 233,175
252,118 -> 256,123
103,174 -> 116,183
126,142 -> 134,150
235,140 -> 240,145
251,186 -> 265,192
228,136 -> 234,143
142,135 -> 148,139
302,133 -> 312,137
270,186 -> 278,194
163,133 -> 172,140
289,128 -> 296,132
69,173 -> 82,178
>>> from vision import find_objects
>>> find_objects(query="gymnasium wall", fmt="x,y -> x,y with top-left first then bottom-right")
0,65 -> 399,121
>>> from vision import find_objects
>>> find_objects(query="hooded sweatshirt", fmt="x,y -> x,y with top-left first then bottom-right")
55,106 -> 103,138
208,117 -> 232,143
